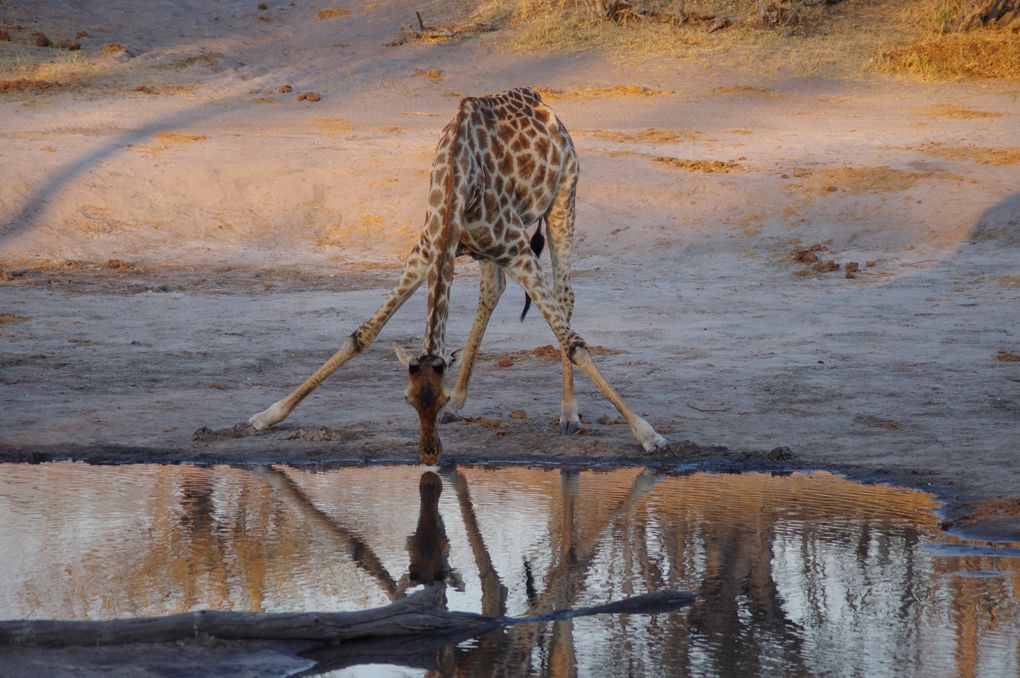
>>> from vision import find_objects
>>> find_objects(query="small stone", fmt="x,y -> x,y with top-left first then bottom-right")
33,32 -> 51,47
496,358 -> 513,368
297,91 -> 321,102
509,409 -> 526,419
0,30 -> 10,42
258,2 -> 269,8
278,84 -> 292,93
844,261 -> 860,278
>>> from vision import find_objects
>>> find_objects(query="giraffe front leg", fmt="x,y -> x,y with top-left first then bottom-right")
443,262 -> 505,422
559,351 -> 580,435
502,252 -> 668,453
248,244 -> 428,430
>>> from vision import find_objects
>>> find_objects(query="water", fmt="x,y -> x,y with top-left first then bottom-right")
1,462 -> 1018,677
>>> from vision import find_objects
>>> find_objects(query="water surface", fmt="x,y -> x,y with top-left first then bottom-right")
1,463 -> 1018,677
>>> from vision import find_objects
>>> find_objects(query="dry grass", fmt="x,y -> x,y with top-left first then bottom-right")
468,0 -> 914,76
0,44 -> 212,96
997,348 -> 1020,362
144,132 -> 209,154
912,142 -> 1020,165
794,165 -> 960,194
0,45 -> 110,88
466,0 -> 1018,79
308,117 -> 354,136
536,84 -> 672,100
879,30 -> 1020,80
579,128 -> 702,143
595,148 -> 745,172
0,312 -> 30,325
411,68 -> 445,82
876,0 -> 1020,79
653,156 -> 744,173
918,103 -> 1005,119
316,7 -> 351,20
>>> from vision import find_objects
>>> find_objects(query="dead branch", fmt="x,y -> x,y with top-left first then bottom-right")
0,586 -> 481,647
0,587 -> 694,648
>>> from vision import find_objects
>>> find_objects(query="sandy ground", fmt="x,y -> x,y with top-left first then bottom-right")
2,1 -> 1019,536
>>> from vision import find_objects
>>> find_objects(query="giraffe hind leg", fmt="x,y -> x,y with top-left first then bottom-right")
247,244 -> 429,430
501,250 -> 668,453
545,174 -> 580,435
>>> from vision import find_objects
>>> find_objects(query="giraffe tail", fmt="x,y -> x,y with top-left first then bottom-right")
519,219 -> 546,322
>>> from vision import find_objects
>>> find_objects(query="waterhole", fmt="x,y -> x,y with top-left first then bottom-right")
1,462 -> 1018,677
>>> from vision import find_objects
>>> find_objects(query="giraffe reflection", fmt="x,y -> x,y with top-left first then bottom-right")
3,464 -> 1019,675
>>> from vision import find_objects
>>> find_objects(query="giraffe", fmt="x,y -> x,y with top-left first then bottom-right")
247,87 -> 668,463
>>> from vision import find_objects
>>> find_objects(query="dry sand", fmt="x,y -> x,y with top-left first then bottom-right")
1,1 -> 1019,536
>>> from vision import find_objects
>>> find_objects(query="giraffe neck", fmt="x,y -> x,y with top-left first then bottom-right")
422,102 -> 470,357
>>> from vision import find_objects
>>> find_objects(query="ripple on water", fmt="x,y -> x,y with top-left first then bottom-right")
0,462 -> 1018,677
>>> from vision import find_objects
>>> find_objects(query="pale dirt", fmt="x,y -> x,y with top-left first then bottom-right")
1,1 -> 1019,536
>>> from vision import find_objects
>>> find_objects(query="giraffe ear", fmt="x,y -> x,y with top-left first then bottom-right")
447,347 -> 464,371
394,344 -> 414,367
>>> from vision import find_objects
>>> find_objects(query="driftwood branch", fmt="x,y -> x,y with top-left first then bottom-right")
0,587 -> 694,648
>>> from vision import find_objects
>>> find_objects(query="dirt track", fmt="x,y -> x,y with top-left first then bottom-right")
1,0 -> 1019,538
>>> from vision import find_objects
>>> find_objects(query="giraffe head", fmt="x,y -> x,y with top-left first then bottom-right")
395,345 -> 462,464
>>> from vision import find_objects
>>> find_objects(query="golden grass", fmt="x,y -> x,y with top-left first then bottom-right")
316,7 -> 351,20
536,84 -> 673,101
468,0 -> 916,76
918,103 -> 1005,119
595,148 -> 745,172
0,312 -> 30,325
466,0 -> 1019,80
308,117 -> 353,136
791,165 -> 960,195
878,30 -> 1020,80
579,128 -> 702,143
144,132 -> 209,154
411,68 -> 445,82
155,132 -> 208,145
912,142 -> 1020,165
0,45 -> 108,87
653,156 -> 744,173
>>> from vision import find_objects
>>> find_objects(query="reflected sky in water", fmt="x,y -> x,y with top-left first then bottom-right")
0,462 -> 1018,677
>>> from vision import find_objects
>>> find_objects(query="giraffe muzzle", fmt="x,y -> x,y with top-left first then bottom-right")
419,432 -> 443,465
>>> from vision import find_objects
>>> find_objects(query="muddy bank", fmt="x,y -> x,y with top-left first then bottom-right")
2,261 -> 1018,542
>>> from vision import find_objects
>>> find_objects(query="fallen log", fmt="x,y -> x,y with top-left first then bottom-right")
0,587 -> 694,648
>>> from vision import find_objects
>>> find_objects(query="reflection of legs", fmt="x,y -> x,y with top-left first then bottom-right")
248,243 -> 428,430
445,262 -> 505,420
545,177 -> 579,434
450,470 -> 507,617
251,466 -> 399,600
502,251 -> 668,453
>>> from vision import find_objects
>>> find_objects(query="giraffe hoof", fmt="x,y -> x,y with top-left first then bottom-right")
560,418 -> 581,435
248,401 -> 287,431
641,433 -> 670,453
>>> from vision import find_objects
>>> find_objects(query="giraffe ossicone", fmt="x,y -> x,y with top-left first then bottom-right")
247,88 -> 669,462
